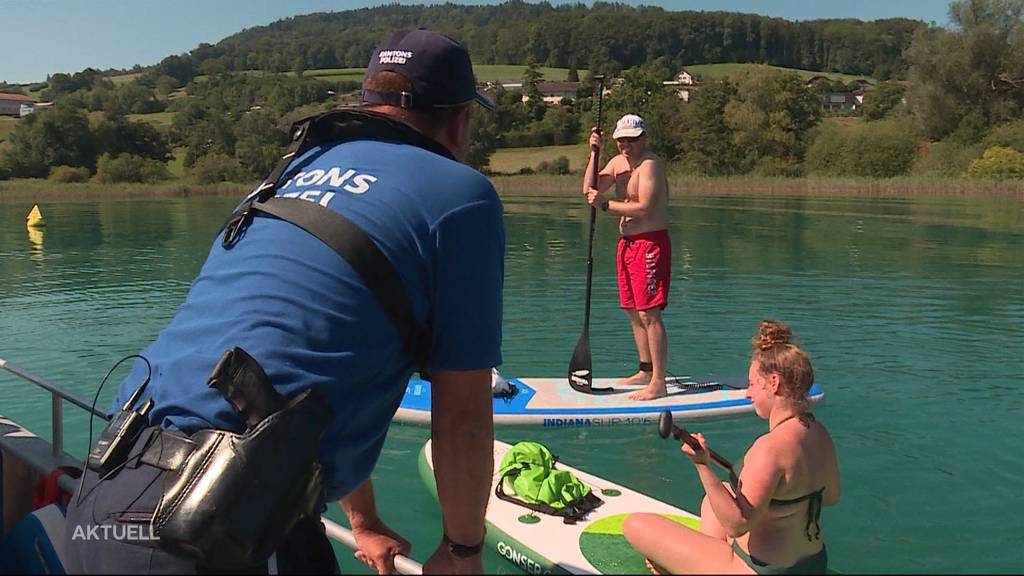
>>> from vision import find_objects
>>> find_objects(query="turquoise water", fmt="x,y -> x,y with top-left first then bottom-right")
1,193 -> 1022,573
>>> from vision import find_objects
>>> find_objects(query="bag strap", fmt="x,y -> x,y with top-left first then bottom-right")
251,197 -> 430,366
492,466 -> 604,525
217,109 -> 435,367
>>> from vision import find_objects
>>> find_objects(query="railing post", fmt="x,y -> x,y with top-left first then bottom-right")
51,394 -> 63,457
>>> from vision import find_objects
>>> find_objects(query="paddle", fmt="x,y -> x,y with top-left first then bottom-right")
567,74 -> 611,395
657,410 -> 739,486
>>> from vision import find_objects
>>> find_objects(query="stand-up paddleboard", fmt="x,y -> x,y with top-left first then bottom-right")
397,376 -> 824,427
419,440 -> 841,575
419,438 -> 701,575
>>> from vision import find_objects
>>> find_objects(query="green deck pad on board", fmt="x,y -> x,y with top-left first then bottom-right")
579,513 -> 700,574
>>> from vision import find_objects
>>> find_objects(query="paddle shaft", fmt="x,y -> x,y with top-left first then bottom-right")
674,425 -> 735,472
581,74 -> 607,333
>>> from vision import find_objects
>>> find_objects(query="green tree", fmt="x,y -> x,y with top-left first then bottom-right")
906,0 -> 1024,139
234,110 -> 288,177
723,66 -> 821,173
0,107 -> 97,177
94,114 -> 170,161
680,79 -> 742,175
467,107 -> 499,171
862,82 -> 907,120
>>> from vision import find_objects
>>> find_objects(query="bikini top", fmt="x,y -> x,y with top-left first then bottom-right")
768,411 -> 824,541
771,486 -> 825,541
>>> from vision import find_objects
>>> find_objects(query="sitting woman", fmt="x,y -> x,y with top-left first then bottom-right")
624,320 -> 840,574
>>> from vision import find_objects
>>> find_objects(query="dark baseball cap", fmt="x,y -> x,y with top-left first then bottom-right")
362,28 -> 494,110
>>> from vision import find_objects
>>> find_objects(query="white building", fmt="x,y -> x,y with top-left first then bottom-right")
519,81 -> 580,105
663,68 -> 699,102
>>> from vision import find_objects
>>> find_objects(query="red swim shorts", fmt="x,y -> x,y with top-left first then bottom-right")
616,230 -> 671,310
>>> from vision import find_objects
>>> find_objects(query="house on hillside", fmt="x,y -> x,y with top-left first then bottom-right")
523,81 -> 580,105
663,68 -> 699,102
822,91 -> 859,113
0,92 -> 36,116
673,69 -> 695,86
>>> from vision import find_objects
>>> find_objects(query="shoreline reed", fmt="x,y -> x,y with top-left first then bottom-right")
2,174 -> 1022,203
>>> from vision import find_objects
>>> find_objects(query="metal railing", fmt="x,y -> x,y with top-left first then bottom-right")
1,355 -> 423,574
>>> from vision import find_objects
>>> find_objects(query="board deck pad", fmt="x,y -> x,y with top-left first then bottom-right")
398,376 -> 825,427
419,439 -> 704,575
579,513 -> 699,574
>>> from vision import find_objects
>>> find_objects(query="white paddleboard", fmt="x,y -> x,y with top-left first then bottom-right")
398,376 -> 825,427
419,438 -> 701,575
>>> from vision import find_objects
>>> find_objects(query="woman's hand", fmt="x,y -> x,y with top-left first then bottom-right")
352,518 -> 412,575
586,187 -> 604,206
681,432 -> 712,467
589,127 -> 604,150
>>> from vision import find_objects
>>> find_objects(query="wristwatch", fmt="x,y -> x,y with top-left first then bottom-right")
443,532 -> 485,558
600,199 -> 610,212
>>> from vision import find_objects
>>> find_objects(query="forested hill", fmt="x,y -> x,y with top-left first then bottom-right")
185,3 -> 922,80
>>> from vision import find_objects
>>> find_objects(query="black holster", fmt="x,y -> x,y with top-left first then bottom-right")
151,347 -> 335,569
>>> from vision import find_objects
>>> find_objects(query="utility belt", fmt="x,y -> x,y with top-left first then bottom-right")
89,346 -> 334,569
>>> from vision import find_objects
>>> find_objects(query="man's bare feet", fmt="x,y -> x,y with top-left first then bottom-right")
618,369 -> 651,387
628,379 -> 668,401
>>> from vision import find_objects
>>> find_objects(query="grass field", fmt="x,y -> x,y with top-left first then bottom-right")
127,111 -> 176,128
686,63 -> 875,84
488,143 -> 589,174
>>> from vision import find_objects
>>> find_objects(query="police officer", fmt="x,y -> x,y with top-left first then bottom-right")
64,28 -> 501,574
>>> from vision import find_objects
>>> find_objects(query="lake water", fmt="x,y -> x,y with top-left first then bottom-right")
1,192 -> 1022,573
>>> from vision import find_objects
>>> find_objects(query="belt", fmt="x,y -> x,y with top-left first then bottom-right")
139,428 -> 198,471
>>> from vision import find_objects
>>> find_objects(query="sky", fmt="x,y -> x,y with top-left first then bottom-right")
0,0 -> 951,84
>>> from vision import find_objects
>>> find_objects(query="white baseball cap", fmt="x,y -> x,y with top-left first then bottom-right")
612,114 -> 645,139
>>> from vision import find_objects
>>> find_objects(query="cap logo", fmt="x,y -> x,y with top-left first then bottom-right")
378,50 -> 413,65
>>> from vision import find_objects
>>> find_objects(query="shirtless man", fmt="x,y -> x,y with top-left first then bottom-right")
583,114 -> 672,401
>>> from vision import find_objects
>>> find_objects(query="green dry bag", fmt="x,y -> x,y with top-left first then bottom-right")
496,441 -> 603,524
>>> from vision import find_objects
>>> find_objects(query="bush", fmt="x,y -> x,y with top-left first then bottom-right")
190,152 -> 252,184
95,153 -> 171,183
48,165 -> 92,182
981,120 -> 1024,154
912,140 -> 984,177
805,120 -> 918,178
965,146 -> 1024,179
535,156 -> 571,175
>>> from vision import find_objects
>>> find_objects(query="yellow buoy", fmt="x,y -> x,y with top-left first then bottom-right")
26,204 -> 45,228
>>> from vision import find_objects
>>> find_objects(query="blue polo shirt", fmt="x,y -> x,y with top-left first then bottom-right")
113,137 -> 504,501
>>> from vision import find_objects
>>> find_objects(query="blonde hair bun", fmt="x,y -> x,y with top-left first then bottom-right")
754,320 -> 793,351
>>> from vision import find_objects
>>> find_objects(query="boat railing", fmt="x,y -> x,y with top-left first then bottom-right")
0,356 -> 423,574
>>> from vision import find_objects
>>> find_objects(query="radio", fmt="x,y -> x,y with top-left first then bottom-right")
87,378 -> 152,476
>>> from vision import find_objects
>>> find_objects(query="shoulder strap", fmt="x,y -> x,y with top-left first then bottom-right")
217,109 -> 438,367
250,197 -> 430,366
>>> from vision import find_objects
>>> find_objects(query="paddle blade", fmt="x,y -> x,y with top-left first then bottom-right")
568,332 -> 592,393
658,410 -> 673,439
